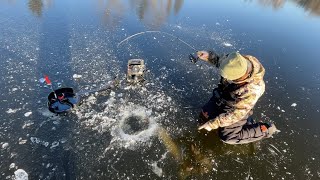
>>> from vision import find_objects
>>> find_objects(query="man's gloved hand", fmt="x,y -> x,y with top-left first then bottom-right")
197,51 -> 210,61
197,50 -> 220,67
198,119 -> 220,131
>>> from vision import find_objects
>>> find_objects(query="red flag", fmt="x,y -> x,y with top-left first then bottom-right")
44,75 -> 52,85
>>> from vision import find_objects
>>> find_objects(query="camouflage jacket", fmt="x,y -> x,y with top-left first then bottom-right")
211,55 -> 265,127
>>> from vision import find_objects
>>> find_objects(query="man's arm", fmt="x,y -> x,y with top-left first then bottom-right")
214,92 -> 256,127
199,87 -> 259,131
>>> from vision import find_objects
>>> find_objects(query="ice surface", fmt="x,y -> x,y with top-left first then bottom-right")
14,169 -> 28,180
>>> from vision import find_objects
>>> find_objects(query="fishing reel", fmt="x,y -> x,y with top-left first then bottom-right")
189,53 -> 199,64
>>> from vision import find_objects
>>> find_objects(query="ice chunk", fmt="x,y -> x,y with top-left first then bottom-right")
46,163 -> 51,168
73,74 -> 82,79
291,103 -> 297,107
2,142 -> 9,149
9,163 -> 16,169
150,162 -> 162,177
6,108 -> 20,114
12,88 -> 18,92
22,121 -> 34,129
222,42 -> 233,47
39,78 -> 45,83
18,138 -> 27,144
110,91 -> 116,97
50,141 -> 59,149
24,112 -> 32,117
14,169 -> 28,180
30,137 -> 41,144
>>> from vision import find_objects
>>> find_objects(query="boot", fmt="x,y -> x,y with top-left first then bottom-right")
260,123 -> 280,138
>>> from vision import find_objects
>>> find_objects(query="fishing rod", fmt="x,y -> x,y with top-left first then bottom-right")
76,78 -> 119,97
39,75 -> 57,98
117,31 -> 197,51
117,31 -> 201,64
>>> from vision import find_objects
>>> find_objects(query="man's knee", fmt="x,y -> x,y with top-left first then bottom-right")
218,127 -> 238,143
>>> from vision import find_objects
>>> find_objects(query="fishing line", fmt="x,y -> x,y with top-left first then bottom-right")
117,31 -> 197,51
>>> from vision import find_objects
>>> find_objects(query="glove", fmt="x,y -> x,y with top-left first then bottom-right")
197,50 -> 220,67
198,119 -> 220,131
197,51 -> 210,61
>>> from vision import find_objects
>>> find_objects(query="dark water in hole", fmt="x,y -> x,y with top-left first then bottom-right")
122,116 -> 149,135
0,0 -> 320,179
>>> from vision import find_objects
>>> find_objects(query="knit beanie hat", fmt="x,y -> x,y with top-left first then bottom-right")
219,52 -> 248,80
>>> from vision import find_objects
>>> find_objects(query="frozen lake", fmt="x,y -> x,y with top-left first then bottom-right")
1,0 -> 320,179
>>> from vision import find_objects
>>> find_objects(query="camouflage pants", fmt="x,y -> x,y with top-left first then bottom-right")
200,91 -> 266,144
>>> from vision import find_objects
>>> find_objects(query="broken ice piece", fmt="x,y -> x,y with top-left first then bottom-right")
14,169 -> 28,180
2,142 -> 9,149
50,141 -> 59,149
73,74 -> 82,79
24,112 -> 32,117
9,163 -> 16,169
222,42 -> 232,47
39,78 -> 45,83
291,103 -> 297,107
